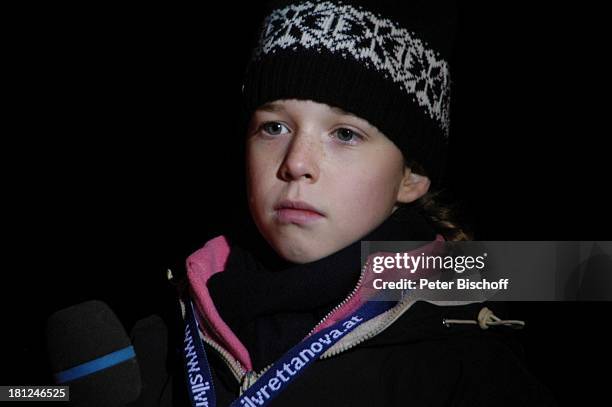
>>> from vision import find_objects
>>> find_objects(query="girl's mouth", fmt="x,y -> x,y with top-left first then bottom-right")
276,208 -> 324,224
274,199 -> 325,224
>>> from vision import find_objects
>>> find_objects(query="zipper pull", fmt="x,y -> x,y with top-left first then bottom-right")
240,371 -> 258,395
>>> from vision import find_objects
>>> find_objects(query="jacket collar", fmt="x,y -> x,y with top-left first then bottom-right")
185,232 -> 483,373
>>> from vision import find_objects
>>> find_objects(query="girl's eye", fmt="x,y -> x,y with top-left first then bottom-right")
333,128 -> 363,144
261,122 -> 290,136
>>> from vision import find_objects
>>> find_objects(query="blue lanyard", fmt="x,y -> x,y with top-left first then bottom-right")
181,297 -> 394,407
183,299 -> 217,407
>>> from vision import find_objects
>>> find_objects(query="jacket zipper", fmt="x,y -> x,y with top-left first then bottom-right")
239,364 -> 272,395
198,330 -> 246,382
305,258 -> 371,338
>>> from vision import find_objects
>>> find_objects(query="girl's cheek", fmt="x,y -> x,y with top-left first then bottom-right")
355,169 -> 399,207
250,138 -> 286,161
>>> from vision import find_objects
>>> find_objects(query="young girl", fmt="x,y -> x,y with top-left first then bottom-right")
168,1 -> 556,405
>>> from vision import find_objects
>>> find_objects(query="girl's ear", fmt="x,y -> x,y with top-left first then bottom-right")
396,168 -> 431,204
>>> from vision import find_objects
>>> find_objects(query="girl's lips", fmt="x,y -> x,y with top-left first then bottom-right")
276,208 -> 324,224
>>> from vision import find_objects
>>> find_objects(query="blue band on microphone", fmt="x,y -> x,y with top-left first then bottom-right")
53,345 -> 136,383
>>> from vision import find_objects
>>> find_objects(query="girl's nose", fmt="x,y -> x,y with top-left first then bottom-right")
278,132 -> 321,183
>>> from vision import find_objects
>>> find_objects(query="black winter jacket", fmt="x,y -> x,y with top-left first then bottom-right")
129,283 -> 556,406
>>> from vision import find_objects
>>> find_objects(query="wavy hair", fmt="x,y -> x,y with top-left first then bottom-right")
400,159 -> 473,241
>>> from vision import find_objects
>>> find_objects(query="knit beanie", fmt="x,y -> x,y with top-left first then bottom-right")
241,0 -> 458,187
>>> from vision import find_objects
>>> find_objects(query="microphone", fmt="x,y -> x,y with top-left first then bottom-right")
46,300 -> 142,406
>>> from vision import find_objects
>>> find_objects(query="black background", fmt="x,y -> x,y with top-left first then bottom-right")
2,2 -> 609,405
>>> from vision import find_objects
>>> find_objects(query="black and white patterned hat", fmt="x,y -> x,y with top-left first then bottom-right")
242,0 -> 458,186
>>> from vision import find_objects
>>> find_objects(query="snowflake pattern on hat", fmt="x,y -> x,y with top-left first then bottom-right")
252,1 -> 451,137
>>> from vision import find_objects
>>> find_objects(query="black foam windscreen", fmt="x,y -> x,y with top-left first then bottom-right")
46,300 -> 142,406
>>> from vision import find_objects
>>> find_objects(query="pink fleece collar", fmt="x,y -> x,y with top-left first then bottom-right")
186,234 -> 445,373
186,235 -> 254,371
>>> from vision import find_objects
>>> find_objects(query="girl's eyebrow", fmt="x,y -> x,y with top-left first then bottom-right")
259,102 -> 356,118
258,102 -> 284,112
330,106 -> 357,118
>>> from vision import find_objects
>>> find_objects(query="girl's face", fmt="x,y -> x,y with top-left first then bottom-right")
246,99 -> 429,263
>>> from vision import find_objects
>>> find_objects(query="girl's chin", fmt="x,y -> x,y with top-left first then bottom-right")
274,241 -> 350,264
